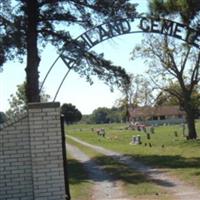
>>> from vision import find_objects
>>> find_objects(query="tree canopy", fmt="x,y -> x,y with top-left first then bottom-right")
132,34 -> 200,139
61,103 -> 82,124
88,106 -> 126,124
0,1 -> 138,102
6,81 -> 50,118
155,84 -> 200,118
119,74 -> 154,106
148,0 -> 200,26
0,112 -> 6,124
90,107 -> 110,124
146,0 -> 200,139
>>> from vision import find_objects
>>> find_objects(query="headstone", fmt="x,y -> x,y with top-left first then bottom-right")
182,123 -> 186,137
150,126 -> 154,134
147,133 -> 151,140
132,136 -> 136,144
132,135 -> 141,144
174,131 -> 178,137
137,135 -> 141,144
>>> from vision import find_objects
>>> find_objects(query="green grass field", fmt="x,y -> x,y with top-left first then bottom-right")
66,122 -> 200,199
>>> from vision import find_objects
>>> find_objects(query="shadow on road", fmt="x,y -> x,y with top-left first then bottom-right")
68,152 -> 200,189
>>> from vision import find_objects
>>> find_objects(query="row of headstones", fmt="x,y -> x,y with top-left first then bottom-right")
132,123 -> 187,146
131,126 -> 155,145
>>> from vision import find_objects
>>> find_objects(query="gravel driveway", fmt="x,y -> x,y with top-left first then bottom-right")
67,143 -> 130,200
67,135 -> 200,200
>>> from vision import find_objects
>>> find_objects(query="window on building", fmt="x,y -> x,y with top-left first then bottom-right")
160,115 -> 166,120
152,116 -> 158,120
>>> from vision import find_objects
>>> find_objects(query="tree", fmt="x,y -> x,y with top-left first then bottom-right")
88,106 -> 126,124
155,83 -> 200,118
0,1 -> 137,102
0,112 -> 6,124
85,106 -> 124,124
61,103 -> 82,124
146,0 -> 200,139
125,74 -> 154,107
117,74 -> 154,121
155,91 -> 179,107
107,107 -> 123,123
90,107 -> 110,124
132,34 -> 200,139
6,81 -> 50,118
148,0 -> 200,27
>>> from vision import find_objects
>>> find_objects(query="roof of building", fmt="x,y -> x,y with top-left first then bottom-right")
129,106 -> 185,118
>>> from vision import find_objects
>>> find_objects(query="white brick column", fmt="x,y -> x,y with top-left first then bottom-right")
0,115 -> 33,200
28,102 -> 66,200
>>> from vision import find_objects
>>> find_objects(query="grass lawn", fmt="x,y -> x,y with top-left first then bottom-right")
66,122 -> 200,188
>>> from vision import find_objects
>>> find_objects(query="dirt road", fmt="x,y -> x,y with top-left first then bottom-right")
67,143 -> 130,200
67,135 -> 200,200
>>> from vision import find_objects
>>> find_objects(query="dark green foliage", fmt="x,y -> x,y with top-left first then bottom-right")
0,112 -> 6,124
108,107 -> 124,123
61,103 -> 82,124
6,81 -> 50,118
155,84 -> 200,119
0,0 -> 137,102
148,0 -> 200,27
89,106 -> 125,124
90,107 -> 110,124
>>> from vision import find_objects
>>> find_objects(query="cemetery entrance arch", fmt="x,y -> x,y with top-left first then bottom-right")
41,15 -> 200,99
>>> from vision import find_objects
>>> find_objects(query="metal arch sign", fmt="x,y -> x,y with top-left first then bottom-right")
61,16 -> 200,69
79,17 -> 199,48
43,15 -> 200,101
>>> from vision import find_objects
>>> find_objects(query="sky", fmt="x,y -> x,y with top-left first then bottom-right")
0,0 -> 149,115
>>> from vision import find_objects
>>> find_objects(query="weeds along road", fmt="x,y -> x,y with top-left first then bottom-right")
67,135 -> 200,200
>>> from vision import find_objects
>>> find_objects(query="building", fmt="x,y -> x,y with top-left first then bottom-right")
129,105 -> 185,125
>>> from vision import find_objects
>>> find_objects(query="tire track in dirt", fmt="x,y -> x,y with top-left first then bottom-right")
67,135 -> 200,200
67,143 -> 130,200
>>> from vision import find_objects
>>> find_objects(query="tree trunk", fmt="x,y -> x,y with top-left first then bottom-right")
185,106 -> 197,139
25,0 -> 40,103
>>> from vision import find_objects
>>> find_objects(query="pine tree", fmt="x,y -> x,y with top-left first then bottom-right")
0,0 -> 137,102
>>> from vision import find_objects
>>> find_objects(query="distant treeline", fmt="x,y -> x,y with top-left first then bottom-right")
81,107 -> 127,124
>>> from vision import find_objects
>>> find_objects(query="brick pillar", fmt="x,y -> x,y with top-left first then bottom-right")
28,102 -> 66,200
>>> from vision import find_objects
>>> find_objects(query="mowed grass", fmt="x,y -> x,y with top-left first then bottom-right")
67,137 -> 171,199
66,122 -> 200,188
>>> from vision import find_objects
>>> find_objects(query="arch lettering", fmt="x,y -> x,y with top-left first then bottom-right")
44,15 -> 200,100
61,16 -> 200,68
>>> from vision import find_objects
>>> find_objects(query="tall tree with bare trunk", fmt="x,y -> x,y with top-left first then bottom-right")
132,34 -> 200,139
0,1 -> 137,102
